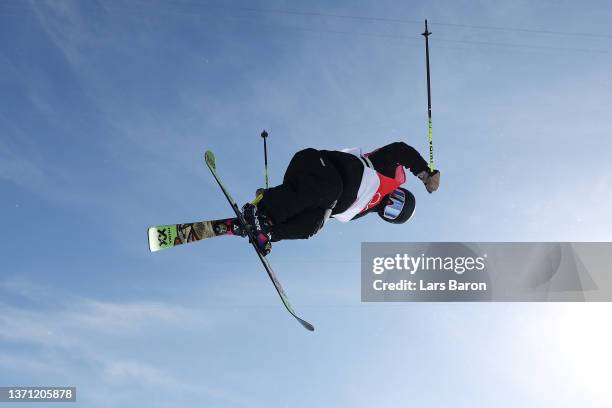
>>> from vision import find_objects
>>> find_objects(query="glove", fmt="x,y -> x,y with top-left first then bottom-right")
417,169 -> 440,193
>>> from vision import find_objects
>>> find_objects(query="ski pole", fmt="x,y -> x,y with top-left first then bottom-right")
251,130 -> 269,205
422,19 -> 435,172
261,129 -> 269,189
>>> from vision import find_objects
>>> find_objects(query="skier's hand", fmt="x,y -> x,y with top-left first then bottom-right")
417,170 -> 440,193
255,188 -> 265,197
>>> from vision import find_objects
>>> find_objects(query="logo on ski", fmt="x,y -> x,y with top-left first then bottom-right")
157,228 -> 169,246
214,223 -> 228,234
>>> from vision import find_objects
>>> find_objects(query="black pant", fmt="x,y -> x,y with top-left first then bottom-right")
258,148 -> 343,241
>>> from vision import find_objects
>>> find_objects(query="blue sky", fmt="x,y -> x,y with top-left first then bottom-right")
1,0 -> 611,407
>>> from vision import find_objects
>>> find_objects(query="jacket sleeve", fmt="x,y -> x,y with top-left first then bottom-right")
367,141 -> 429,177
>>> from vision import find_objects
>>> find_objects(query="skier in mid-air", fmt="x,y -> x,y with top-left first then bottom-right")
239,141 -> 440,255
149,20 -> 440,330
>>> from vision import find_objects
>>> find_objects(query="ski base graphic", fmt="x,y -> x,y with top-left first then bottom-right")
148,218 -> 242,252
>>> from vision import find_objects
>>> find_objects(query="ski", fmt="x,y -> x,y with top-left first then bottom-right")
148,218 -> 243,253
204,150 -> 315,331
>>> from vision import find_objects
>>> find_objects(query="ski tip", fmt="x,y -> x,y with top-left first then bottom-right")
204,150 -> 215,170
147,227 -> 162,252
299,318 -> 315,332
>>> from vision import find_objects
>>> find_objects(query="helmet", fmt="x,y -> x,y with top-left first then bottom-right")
377,188 -> 416,224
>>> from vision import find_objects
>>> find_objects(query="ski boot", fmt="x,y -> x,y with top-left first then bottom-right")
241,203 -> 273,255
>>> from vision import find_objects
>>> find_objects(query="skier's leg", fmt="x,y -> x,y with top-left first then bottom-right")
269,208 -> 328,241
258,148 -> 343,224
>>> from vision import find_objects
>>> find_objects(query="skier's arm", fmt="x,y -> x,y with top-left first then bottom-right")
367,141 -> 430,176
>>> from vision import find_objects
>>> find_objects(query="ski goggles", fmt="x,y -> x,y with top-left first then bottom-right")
383,189 -> 406,220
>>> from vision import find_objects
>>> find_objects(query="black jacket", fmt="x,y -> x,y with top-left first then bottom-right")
321,142 -> 428,216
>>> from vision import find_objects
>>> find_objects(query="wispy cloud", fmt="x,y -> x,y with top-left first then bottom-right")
0,280 -> 254,407
29,0 -> 103,68
0,279 -> 207,346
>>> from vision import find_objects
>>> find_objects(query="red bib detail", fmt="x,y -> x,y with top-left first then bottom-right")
363,165 -> 405,212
